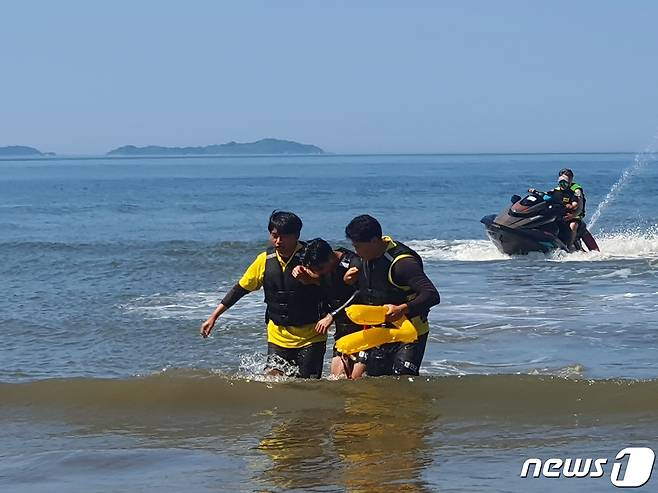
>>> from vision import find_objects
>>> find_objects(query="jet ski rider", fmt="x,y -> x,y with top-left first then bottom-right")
528,168 -> 585,250
524,168 -> 600,253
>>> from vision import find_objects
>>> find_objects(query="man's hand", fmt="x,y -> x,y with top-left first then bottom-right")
315,314 -> 333,334
384,304 -> 408,323
291,265 -> 319,284
200,316 -> 217,338
343,267 -> 359,285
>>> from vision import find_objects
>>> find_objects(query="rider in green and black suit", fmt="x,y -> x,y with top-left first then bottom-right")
553,168 -> 586,250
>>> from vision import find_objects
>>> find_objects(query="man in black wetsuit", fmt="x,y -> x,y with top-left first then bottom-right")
541,172 -> 582,250
344,215 -> 440,377
557,168 -> 586,250
296,238 -> 364,378
530,168 -> 588,250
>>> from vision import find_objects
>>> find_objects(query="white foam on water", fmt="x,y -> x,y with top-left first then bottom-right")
408,239 -> 510,262
235,352 -> 298,382
409,229 -> 658,263
601,291 -> 657,301
592,268 -> 633,279
548,228 -> 658,262
424,356 -> 567,377
529,363 -> 586,378
119,290 -> 263,320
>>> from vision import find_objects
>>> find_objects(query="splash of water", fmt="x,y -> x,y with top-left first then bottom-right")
588,134 -> 658,231
547,227 -> 658,262
407,239 -> 510,262
408,230 -> 658,263
236,352 -> 299,382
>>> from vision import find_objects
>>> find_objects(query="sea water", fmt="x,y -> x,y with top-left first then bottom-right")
1,153 -> 657,492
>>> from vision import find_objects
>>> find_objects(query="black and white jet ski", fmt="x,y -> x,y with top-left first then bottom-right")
480,190 -> 600,255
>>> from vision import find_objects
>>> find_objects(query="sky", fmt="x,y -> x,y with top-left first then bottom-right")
1,0 -> 658,155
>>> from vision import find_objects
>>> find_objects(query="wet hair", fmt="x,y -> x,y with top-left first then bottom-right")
302,238 -> 334,268
559,168 -> 574,179
268,210 -> 302,236
345,214 -> 382,242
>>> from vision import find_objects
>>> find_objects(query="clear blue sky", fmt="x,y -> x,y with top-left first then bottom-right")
2,0 -> 658,154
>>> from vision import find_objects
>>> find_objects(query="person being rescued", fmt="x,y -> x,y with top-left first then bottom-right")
341,214 -> 440,377
292,238 -> 366,379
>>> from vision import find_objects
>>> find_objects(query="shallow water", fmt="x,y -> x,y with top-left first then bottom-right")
1,153 -> 657,491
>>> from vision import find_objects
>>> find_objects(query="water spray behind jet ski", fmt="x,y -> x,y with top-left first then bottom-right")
588,134 -> 658,231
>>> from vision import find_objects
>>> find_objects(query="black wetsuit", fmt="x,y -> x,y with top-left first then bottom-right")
548,188 -> 582,247
319,248 -> 362,357
362,332 -> 430,377
355,243 -> 440,376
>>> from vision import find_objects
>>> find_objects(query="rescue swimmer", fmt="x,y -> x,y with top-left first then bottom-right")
200,211 -> 326,378
341,214 -> 441,376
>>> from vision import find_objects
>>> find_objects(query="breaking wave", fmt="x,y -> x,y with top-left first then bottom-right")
1,371 -> 657,420
408,239 -> 510,261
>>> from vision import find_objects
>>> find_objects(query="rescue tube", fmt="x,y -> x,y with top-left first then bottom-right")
334,305 -> 419,355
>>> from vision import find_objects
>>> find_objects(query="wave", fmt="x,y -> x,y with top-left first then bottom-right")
408,239 -> 510,261
2,371 -> 657,420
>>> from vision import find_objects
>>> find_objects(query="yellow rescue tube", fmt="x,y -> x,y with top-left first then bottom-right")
334,305 -> 419,355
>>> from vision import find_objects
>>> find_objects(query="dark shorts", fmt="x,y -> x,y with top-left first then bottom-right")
560,217 -> 583,231
266,341 -> 326,379
356,332 -> 429,377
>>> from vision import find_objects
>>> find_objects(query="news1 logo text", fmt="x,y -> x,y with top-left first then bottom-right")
521,447 -> 655,488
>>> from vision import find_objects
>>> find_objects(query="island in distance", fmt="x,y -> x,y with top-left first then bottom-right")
0,146 -> 56,157
107,138 -> 325,156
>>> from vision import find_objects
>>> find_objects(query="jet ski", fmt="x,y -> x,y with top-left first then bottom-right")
481,190 -> 600,255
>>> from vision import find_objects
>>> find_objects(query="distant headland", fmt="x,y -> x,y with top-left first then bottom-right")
107,138 -> 325,156
0,146 -> 55,157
